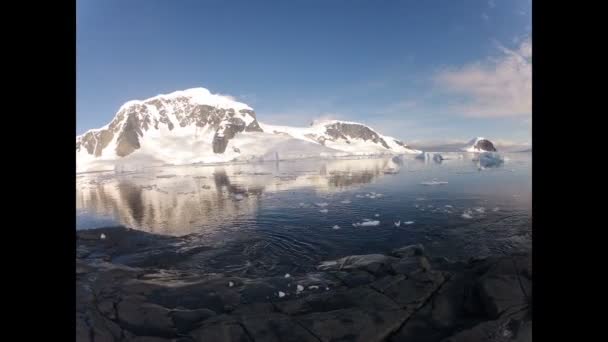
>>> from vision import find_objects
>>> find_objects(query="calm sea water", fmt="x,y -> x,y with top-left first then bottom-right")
76,153 -> 531,274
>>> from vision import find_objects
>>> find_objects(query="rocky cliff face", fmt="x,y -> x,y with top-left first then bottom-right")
465,137 -> 498,152
76,88 -> 262,159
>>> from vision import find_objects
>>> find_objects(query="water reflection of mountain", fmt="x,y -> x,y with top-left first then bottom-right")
76,157 -> 400,236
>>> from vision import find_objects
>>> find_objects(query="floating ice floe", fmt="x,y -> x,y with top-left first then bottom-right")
404,221 -> 414,225
475,152 -> 505,169
462,210 -> 473,219
355,194 -> 365,198
100,233 -> 106,240
234,194 -> 245,200
315,202 -> 329,207
296,285 -> 304,293
332,225 -> 341,230
308,285 -> 319,290
228,281 -> 234,287
374,213 -> 380,217
340,200 -> 351,204
353,219 -> 381,227
394,221 -> 401,227
278,291 -> 286,298
420,179 -> 449,186
319,209 -> 329,213
493,207 -> 500,212
474,207 -> 486,213
284,273 -> 291,278
445,205 -> 453,208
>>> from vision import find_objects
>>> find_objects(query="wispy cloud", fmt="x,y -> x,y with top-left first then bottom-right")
481,13 -> 490,22
434,37 -> 531,118
488,0 -> 496,8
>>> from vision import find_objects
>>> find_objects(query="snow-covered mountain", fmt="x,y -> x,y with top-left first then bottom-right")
464,137 -> 497,152
77,87 -> 420,172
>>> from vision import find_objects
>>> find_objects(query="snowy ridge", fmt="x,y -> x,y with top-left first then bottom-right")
77,87 -> 419,173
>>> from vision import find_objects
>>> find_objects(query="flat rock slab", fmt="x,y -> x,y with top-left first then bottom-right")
189,321 -> 252,342
332,270 -> 377,288
297,308 -> 409,342
241,313 -> 319,342
382,271 -> 447,310
117,298 -> 175,336
317,254 -> 399,276
275,287 -> 399,316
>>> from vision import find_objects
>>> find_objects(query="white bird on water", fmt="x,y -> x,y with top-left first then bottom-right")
100,233 -> 106,240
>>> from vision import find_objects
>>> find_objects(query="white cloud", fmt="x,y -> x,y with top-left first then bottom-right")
481,13 -> 489,21
434,37 -> 531,118
488,0 -> 496,8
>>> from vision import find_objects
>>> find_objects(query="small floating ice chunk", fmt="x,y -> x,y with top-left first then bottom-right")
493,207 -> 500,212
315,202 -> 329,207
404,221 -> 414,225
420,179 -> 449,186
340,200 -> 351,204
353,220 -> 380,227
234,194 -> 245,200
296,285 -> 304,293
355,194 -> 365,198
445,205 -> 453,208
284,273 -> 291,278
374,213 -> 380,217
474,207 -> 486,213
326,287 -> 330,291
462,210 -> 473,219
394,221 -> 401,227
319,209 -> 329,213
100,233 -> 106,240
299,202 -> 306,206
228,281 -> 234,287
332,225 -> 341,230
308,285 -> 319,290
278,291 -> 286,298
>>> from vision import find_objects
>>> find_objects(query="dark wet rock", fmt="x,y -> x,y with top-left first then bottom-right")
189,320 -> 252,342
370,274 -> 406,293
231,302 -> 277,316
170,308 -> 217,333
390,244 -> 425,258
241,313 -> 319,342
117,298 -> 175,336
275,287 -> 399,316
440,310 -> 531,342
97,299 -> 117,320
478,275 -> 528,319
127,337 -> 175,342
331,270 -> 376,287
391,256 -> 432,275
297,308 -> 408,342
76,235 -> 531,342
148,279 -> 241,312
317,254 -> 399,276
382,270 -> 447,311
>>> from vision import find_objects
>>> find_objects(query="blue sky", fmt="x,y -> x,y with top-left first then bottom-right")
77,0 -> 531,145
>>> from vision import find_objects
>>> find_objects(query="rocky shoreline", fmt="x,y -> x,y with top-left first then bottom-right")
77,227 -> 531,342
